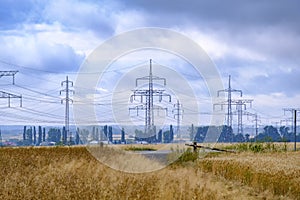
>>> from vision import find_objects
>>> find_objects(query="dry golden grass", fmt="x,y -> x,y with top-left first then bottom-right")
116,143 -> 188,151
87,145 -> 166,173
198,151 -> 300,199
0,146 -> 295,200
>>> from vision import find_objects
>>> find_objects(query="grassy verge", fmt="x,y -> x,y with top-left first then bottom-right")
219,142 -> 293,153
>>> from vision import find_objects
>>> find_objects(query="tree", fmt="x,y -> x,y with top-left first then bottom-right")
162,125 -> 175,143
92,126 -> 97,141
170,125 -> 174,142
75,130 -> 80,145
219,125 -> 234,143
22,127 -> 33,146
47,128 -> 62,144
79,129 -> 89,144
26,127 -> 33,145
121,128 -> 125,143
33,126 -> 36,145
265,125 -> 281,141
157,129 -> 162,143
245,134 -> 250,142
23,126 -> 26,141
108,126 -> 113,142
103,125 -> 108,139
234,133 -> 245,143
280,126 -> 293,142
134,129 -> 143,141
163,130 -> 170,143
96,128 -> 99,141
43,127 -> 46,142
38,126 -> 42,145
194,126 -> 209,142
256,126 -> 281,142
62,127 -> 67,144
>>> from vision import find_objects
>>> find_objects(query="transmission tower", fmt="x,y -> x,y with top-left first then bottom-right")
216,75 -> 242,127
244,111 -> 261,141
252,113 -> 261,141
60,76 -> 74,144
130,59 -> 172,140
0,71 -> 22,107
172,100 -> 183,139
232,99 -> 253,135
283,108 -> 300,151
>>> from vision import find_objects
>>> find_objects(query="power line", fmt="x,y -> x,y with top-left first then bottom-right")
14,84 -> 61,100
0,58 -> 148,75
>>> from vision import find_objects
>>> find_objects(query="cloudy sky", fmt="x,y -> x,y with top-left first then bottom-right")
0,0 -> 299,129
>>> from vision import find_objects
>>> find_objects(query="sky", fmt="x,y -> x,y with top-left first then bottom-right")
0,0 -> 300,131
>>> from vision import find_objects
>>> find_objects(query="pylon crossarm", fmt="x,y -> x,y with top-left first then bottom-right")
0,91 -> 22,107
0,91 -> 21,98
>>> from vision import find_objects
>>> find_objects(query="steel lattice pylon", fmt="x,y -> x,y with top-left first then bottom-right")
129,59 -> 171,140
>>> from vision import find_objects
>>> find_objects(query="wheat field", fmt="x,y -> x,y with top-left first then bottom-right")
0,146 -> 298,199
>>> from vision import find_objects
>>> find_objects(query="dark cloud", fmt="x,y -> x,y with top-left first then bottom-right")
0,0 -> 299,99
119,0 -> 300,31
43,0 -> 116,37
118,0 -> 300,69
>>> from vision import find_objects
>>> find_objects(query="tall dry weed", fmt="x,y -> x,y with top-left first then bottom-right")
198,151 -> 300,199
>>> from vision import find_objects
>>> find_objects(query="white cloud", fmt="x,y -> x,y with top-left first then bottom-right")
113,10 -> 146,33
0,30 -> 83,72
244,93 -> 300,123
176,28 -> 267,67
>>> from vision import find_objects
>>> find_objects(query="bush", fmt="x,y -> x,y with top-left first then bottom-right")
172,148 -> 198,166
124,146 -> 156,151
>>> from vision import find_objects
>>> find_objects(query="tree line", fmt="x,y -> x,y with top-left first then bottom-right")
191,125 -> 299,143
